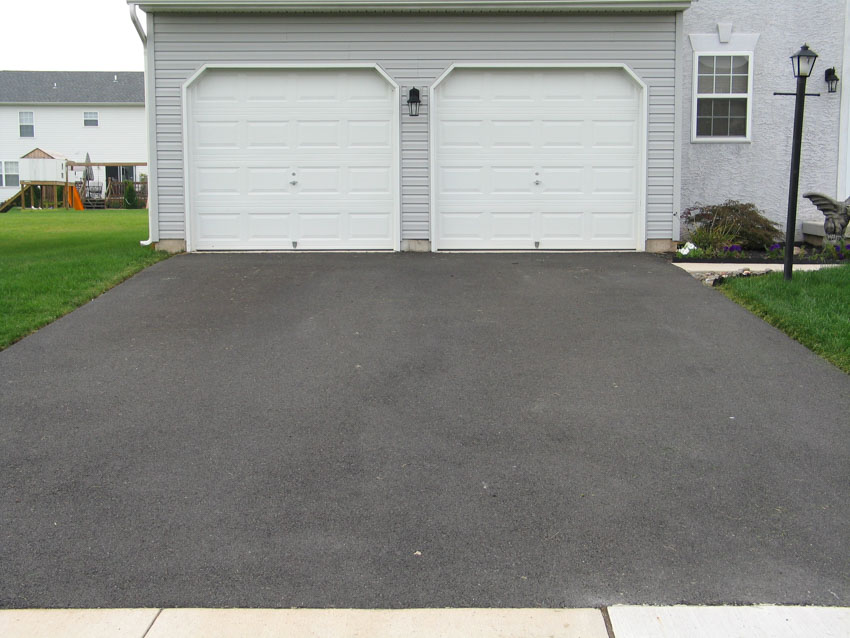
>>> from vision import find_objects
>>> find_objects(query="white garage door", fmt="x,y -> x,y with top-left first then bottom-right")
433,67 -> 643,250
187,67 -> 397,250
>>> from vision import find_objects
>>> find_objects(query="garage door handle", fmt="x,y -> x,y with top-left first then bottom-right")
534,180 -> 541,185
290,180 -> 298,185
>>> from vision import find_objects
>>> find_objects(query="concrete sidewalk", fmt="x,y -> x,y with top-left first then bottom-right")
2,606 -> 849,637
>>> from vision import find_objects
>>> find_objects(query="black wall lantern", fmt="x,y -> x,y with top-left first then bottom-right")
825,67 -> 840,93
407,87 -> 421,116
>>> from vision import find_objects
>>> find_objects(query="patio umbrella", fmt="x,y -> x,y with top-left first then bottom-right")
83,153 -> 94,181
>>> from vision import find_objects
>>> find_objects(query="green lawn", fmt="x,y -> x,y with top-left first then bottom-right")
721,264 -> 850,373
0,208 -> 171,350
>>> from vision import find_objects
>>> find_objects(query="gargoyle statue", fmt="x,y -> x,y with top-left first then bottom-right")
803,192 -> 850,242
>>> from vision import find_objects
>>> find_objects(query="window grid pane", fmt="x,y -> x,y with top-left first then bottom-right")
696,98 -> 748,139
695,55 -> 750,138
5,161 -> 20,187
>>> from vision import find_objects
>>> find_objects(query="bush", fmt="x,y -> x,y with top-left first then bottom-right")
686,215 -> 739,253
123,181 -> 139,209
681,200 -> 781,250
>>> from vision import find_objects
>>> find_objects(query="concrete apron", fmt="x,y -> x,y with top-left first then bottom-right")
673,262 -> 842,274
1,606 -> 848,637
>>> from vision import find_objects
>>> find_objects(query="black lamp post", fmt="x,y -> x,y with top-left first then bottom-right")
783,44 -> 818,281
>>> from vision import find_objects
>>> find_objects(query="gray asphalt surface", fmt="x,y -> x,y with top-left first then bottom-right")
1,253 -> 848,609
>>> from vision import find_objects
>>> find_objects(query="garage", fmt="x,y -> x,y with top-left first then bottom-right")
185,66 -> 399,251
431,66 -> 645,251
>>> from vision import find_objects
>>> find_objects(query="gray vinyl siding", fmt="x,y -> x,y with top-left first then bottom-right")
150,12 -> 677,241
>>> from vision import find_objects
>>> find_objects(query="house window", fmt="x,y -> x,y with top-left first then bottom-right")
4,161 -> 20,187
694,54 -> 751,141
19,112 -> 34,137
84,111 -> 99,127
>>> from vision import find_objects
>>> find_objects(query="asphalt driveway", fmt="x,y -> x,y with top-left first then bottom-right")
1,253 -> 847,609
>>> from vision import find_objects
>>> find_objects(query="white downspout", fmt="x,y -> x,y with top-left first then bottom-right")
129,3 -> 147,46
129,3 -> 155,246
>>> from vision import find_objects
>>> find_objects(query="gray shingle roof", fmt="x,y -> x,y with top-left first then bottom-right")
0,71 -> 144,104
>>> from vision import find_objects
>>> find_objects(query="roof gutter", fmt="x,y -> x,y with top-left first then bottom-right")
128,2 -> 155,246
134,0 -> 691,12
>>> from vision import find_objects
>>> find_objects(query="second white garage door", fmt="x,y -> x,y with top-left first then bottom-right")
432,67 -> 644,250
187,67 -> 398,251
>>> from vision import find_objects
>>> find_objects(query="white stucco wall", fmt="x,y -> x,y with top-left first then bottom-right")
680,0 -> 846,235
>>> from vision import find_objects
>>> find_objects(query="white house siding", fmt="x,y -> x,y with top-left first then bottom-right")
681,1 -> 845,234
0,104 -> 146,201
149,12 -> 678,244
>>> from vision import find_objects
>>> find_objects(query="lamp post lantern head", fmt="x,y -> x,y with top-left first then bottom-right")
407,87 -> 421,116
825,67 -> 840,93
790,44 -> 818,78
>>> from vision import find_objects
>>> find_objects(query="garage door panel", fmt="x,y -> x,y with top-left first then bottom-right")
592,120 -> 638,148
492,212 -> 535,239
540,211 -> 584,239
541,120 -> 585,148
295,74 -> 340,102
349,120 -> 392,148
591,211 -> 636,240
247,213 -> 293,240
296,121 -> 341,148
349,213 -> 393,239
349,167 -> 392,195
299,213 -> 341,239
434,67 -> 642,250
247,168 -> 291,195
196,214 -> 242,241
490,167 -> 534,194
297,167 -> 340,194
438,120 -> 484,148
439,166 -> 485,194
189,67 -> 397,250
492,121 -> 535,147
245,75 -> 293,103
591,166 -> 636,195
196,121 -> 240,149
246,121 -> 291,149
539,167 -> 584,194
196,167 -> 241,194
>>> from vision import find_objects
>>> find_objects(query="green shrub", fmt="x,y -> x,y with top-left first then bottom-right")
123,180 -> 139,209
681,200 -> 781,250
684,213 -> 740,252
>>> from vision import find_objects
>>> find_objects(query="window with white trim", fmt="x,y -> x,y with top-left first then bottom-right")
694,54 -> 751,140
84,111 -> 99,127
3,161 -> 20,187
19,111 -> 34,137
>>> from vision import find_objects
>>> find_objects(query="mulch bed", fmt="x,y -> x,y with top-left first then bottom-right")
673,247 -> 848,265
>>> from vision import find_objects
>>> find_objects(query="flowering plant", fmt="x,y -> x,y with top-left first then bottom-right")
677,241 -> 698,256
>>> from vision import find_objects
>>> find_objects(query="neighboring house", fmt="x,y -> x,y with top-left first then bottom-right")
128,0 -> 848,253
0,71 -> 147,203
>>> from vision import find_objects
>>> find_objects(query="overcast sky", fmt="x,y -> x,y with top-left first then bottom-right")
1,0 -> 145,72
